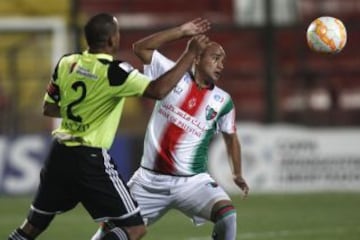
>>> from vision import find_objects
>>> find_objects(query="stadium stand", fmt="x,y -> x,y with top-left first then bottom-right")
0,0 -> 69,133
77,0 -> 360,125
2,0 -> 360,134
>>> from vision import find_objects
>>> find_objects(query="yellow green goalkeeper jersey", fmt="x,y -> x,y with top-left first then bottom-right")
44,50 -> 151,149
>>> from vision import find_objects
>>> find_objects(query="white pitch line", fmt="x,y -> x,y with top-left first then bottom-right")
186,226 -> 360,240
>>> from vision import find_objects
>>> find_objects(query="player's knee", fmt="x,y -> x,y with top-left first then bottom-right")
26,208 -> 55,232
211,200 -> 236,222
102,225 -> 146,240
104,212 -> 146,240
213,206 -> 237,227
124,225 -> 147,240
212,212 -> 237,240
211,201 -> 237,240
9,209 -> 55,240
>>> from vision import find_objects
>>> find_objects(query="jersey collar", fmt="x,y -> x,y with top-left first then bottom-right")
83,50 -> 113,61
188,71 -> 215,90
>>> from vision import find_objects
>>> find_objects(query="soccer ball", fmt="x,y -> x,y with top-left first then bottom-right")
306,16 -> 347,54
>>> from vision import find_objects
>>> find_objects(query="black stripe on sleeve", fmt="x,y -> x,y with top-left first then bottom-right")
52,53 -> 74,82
107,60 -> 133,86
52,64 -> 59,82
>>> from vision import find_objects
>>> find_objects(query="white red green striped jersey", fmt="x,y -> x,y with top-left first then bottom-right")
140,51 -> 237,176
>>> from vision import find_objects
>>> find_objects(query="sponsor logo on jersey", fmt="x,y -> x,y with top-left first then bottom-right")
76,66 -> 98,80
184,75 -> 191,83
173,85 -> 183,94
214,94 -> 224,102
206,105 -> 217,120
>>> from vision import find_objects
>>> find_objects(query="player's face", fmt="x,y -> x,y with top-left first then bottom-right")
197,43 -> 226,83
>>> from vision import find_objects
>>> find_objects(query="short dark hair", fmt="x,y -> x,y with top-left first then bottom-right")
84,13 -> 118,49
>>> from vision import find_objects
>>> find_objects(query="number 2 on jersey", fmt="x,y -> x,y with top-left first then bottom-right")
67,81 -> 86,122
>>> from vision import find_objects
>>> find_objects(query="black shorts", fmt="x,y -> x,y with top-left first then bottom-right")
32,140 -> 143,226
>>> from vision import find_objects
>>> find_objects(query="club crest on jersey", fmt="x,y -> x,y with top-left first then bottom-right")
206,105 -> 217,120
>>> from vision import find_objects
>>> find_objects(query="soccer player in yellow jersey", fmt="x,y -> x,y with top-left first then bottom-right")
8,13 -> 210,240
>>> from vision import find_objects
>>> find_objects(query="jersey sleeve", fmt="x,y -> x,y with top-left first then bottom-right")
118,69 -> 151,96
143,50 -> 175,79
217,98 -> 237,134
108,61 -> 151,97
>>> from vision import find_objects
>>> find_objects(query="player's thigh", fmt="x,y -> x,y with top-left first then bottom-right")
174,173 -> 230,220
32,141 -> 78,213
78,150 -> 140,224
129,180 -> 171,226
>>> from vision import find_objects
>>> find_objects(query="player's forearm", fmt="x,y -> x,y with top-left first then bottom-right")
224,133 -> 243,177
137,26 -> 185,50
224,133 -> 249,196
230,145 -> 242,177
133,26 -> 185,63
143,50 -> 196,99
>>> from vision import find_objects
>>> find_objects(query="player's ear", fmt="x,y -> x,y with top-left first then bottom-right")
109,33 -> 120,51
194,55 -> 201,65
108,35 -> 115,47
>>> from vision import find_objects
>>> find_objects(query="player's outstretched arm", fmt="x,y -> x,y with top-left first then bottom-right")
222,132 -> 249,199
133,18 -> 211,64
143,34 -> 209,100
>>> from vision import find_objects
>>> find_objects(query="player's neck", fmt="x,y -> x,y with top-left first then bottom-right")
193,74 -> 213,90
195,79 -> 210,89
88,47 -> 115,56
189,70 -> 214,90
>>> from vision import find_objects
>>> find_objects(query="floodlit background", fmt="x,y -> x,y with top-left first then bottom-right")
0,0 -> 360,239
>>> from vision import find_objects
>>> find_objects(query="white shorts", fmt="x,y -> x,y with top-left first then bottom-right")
127,167 -> 231,226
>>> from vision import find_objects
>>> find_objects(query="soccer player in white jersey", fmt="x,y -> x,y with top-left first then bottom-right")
92,18 -> 249,240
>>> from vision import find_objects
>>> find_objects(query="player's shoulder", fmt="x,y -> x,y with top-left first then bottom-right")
111,60 -> 134,73
151,50 -> 175,68
97,58 -> 133,69
56,52 -> 84,73
100,59 -> 135,86
212,86 -> 232,102
59,52 -> 82,63
211,86 -> 235,116
53,52 -> 82,81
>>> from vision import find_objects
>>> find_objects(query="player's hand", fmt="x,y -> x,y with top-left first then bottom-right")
187,34 -> 210,56
180,18 -> 211,37
233,175 -> 249,199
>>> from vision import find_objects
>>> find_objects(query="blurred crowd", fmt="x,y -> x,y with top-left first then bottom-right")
1,0 -> 360,135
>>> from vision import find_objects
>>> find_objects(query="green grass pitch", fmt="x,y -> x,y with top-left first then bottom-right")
1,192 -> 360,240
